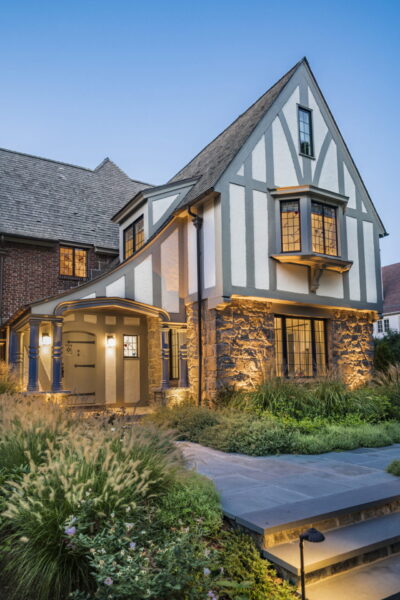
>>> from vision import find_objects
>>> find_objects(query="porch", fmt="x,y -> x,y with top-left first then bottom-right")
8,298 -> 189,407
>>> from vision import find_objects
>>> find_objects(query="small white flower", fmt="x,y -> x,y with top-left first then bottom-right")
19,536 -> 29,543
203,567 -> 211,576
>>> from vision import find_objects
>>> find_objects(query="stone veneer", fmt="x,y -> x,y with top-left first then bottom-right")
186,299 -> 375,402
146,316 -> 162,399
330,310 -> 374,388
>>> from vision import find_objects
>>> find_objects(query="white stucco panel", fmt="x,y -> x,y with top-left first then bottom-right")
316,270 -> 344,298
317,138 -> 339,193
282,86 -> 301,176
343,163 -> 356,209
236,163 -> 244,176
106,276 -> 125,298
253,190 -> 269,290
272,117 -> 299,187
363,221 -> 377,303
161,229 -> 180,313
187,220 -> 197,295
152,194 -> 179,224
203,200 -> 216,290
251,135 -> 267,182
276,263 -> 308,294
346,216 -> 361,301
229,183 -> 246,287
81,292 -> 96,299
134,255 -> 153,305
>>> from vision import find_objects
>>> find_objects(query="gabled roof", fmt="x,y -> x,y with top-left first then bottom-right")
0,148 -> 150,250
168,59 -> 302,207
382,263 -> 400,314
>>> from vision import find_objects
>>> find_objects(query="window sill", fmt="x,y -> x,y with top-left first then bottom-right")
299,152 -> 315,160
271,252 -> 352,273
59,275 -> 88,282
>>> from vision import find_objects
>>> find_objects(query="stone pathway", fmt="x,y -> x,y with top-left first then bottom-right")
180,442 -> 400,518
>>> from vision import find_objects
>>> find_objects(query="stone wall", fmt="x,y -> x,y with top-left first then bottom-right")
187,299 -> 375,401
187,298 -> 275,402
146,316 -> 162,399
330,310 -> 374,388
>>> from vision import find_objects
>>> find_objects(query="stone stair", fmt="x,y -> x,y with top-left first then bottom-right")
230,481 -> 400,600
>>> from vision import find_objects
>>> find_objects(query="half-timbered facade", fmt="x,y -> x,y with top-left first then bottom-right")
5,58 -> 387,406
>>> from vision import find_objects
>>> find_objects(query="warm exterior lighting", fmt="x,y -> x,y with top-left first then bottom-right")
106,335 -> 116,348
299,528 -> 325,600
41,333 -> 51,346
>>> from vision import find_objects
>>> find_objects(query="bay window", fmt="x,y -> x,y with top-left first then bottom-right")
311,201 -> 338,256
281,201 -> 301,252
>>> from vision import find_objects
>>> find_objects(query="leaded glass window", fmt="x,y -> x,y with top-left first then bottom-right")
60,246 -> 88,278
123,215 -> 145,259
377,320 -> 383,333
123,335 -> 138,358
281,201 -> 301,252
311,202 -> 338,256
274,316 -> 327,377
298,107 -> 314,156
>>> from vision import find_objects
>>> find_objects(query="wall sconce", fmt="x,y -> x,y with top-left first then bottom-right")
106,335 -> 116,348
41,333 -> 51,346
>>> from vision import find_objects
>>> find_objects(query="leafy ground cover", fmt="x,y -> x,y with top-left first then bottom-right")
387,459 -> 400,476
0,392 -> 296,600
148,369 -> 400,456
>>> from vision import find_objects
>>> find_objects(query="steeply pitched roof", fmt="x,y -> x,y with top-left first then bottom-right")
382,263 -> 400,314
0,148 -> 150,250
168,59 -> 302,207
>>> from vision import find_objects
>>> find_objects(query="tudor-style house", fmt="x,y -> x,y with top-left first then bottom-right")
3,58 -> 387,406
0,151 -> 149,359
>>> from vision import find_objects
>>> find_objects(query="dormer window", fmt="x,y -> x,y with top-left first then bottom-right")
298,107 -> 314,157
311,201 -> 338,256
123,215 -> 145,259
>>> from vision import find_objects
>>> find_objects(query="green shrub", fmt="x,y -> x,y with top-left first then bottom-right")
146,404 -> 221,442
387,460 -> 400,476
216,530 -> 296,600
374,332 -> 400,371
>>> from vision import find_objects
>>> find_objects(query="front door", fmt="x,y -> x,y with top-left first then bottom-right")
63,331 -> 96,396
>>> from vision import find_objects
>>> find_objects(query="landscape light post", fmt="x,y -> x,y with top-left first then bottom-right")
299,528 -> 325,600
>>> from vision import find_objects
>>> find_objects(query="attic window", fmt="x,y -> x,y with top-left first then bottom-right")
59,246 -> 88,278
124,216 -> 145,259
298,107 -> 314,157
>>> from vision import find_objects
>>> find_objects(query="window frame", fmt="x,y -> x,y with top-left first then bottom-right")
274,315 -> 328,378
384,318 -> 390,333
280,200 -> 302,253
168,329 -> 180,381
377,320 -> 383,333
297,105 -> 314,158
311,200 -> 338,257
123,215 -> 145,260
123,334 -> 139,359
59,246 -> 88,279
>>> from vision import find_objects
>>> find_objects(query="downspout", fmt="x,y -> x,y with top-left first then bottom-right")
188,206 -> 203,406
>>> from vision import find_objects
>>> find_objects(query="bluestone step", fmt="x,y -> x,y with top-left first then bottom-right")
235,480 -> 400,544
305,554 -> 400,600
263,512 -> 400,579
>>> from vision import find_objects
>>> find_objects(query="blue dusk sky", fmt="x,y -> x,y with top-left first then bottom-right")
0,0 -> 399,266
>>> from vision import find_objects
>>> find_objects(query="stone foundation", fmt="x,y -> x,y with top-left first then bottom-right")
330,310 -> 374,388
186,299 -> 375,402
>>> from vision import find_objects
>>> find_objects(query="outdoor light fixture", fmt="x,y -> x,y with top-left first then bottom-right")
106,335 -> 116,348
41,333 -> 51,346
299,528 -> 325,600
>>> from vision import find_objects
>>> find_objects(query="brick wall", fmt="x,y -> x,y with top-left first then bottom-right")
0,241 -> 116,324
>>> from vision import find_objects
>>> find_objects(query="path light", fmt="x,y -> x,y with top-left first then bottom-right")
41,333 -> 51,346
106,335 -> 116,348
299,528 -> 325,600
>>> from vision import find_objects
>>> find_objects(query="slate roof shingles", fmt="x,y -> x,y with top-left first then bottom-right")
0,148 -> 150,250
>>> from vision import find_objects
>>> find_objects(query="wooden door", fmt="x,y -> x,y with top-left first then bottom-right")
63,331 -> 96,395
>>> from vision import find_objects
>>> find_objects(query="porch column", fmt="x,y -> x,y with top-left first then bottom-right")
27,319 -> 40,392
178,333 -> 188,388
8,328 -> 17,367
16,331 -> 24,383
51,319 -> 63,392
161,327 -> 170,390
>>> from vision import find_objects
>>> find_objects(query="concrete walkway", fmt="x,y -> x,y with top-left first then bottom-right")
180,442 -> 400,518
